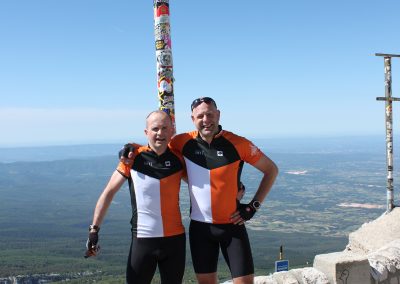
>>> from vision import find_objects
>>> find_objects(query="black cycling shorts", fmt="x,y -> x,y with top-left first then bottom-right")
189,220 -> 254,278
126,233 -> 186,284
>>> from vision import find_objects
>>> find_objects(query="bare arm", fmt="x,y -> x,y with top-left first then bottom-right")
91,170 -> 126,228
231,154 -> 278,224
251,154 -> 279,203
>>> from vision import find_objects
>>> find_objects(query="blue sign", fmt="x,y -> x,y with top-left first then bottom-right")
275,260 -> 289,272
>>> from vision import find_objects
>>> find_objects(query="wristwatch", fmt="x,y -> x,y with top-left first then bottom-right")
89,224 -> 100,232
251,200 -> 261,211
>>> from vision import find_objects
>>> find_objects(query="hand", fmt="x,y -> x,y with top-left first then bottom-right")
85,231 -> 100,258
230,202 -> 257,225
119,143 -> 137,164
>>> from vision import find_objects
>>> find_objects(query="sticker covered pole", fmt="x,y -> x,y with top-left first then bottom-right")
154,0 -> 176,132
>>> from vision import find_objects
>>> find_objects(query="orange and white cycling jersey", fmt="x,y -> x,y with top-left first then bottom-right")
117,145 -> 185,238
170,127 -> 263,224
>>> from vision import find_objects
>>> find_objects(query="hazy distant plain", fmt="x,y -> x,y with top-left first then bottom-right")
0,136 -> 397,279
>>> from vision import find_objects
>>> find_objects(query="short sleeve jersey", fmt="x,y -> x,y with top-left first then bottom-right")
117,145 -> 185,238
169,128 -> 264,224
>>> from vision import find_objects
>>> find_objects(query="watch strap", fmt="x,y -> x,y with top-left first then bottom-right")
89,224 -> 100,232
251,199 -> 261,211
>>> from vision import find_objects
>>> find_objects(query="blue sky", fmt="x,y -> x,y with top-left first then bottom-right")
1,0 -> 400,147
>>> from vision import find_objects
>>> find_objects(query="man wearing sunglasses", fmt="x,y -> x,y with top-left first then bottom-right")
169,97 -> 278,284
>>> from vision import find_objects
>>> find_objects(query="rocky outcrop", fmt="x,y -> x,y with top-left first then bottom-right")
347,207 -> 400,254
238,208 -> 400,284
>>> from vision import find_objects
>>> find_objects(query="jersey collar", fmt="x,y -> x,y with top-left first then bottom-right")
196,125 -> 224,143
145,144 -> 171,157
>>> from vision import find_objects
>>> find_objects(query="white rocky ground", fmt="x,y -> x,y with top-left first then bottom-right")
224,207 -> 400,284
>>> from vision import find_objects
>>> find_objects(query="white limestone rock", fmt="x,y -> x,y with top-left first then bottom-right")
368,254 -> 389,281
348,208 -> 400,254
365,238 -> 400,282
272,271 -> 299,284
290,268 -> 329,284
379,246 -> 400,270
254,275 -> 278,284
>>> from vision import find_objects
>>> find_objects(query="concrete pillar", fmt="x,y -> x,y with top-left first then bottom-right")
314,251 -> 370,284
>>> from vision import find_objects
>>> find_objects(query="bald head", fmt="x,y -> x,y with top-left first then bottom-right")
146,110 -> 173,128
144,110 -> 174,155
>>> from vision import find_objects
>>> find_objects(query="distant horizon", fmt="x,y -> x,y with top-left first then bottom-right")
0,134 -> 393,164
0,133 -> 389,149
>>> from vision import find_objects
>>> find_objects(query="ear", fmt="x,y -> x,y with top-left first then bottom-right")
191,114 -> 195,122
144,129 -> 148,136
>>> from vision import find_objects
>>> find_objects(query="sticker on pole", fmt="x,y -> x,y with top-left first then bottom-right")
275,260 -> 289,272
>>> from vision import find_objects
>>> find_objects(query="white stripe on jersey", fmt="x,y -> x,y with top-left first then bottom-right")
184,157 -> 212,223
131,169 -> 163,237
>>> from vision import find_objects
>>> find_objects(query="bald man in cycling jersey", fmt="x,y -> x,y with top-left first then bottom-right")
169,97 -> 278,284
85,111 -> 186,284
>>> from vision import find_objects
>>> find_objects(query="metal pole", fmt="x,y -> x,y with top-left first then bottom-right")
376,53 -> 400,213
153,0 -> 176,132
384,56 -> 394,213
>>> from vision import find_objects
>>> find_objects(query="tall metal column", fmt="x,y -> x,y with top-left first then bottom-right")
376,53 -> 400,213
153,0 -> 176,132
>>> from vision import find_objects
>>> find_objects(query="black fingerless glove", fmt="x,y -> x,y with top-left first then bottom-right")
85,229 -> 100,258
237,202 -> 257,221
119,143 -> 136,159
86,231 -> 98,250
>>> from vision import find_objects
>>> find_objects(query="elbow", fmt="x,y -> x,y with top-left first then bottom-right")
275,163 -> 279,176
271,161 -> 279,178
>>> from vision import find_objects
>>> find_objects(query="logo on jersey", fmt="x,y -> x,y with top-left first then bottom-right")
217,151 -> 223,157
144,161 -> 153,167
165,161 -> 171,167
195,150 -> 205,156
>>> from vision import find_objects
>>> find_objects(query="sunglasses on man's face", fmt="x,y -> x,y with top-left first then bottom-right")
190,97 -> 217,111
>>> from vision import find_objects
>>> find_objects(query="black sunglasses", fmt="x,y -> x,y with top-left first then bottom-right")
190,97 -> 217,111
